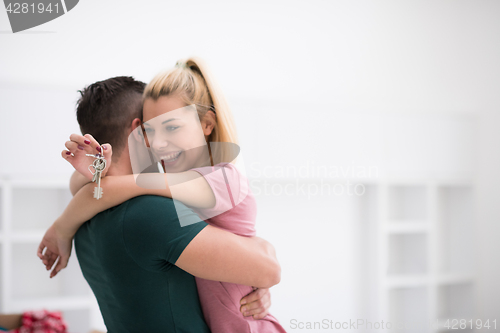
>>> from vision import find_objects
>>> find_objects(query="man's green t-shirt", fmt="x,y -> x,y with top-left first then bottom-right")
74,195 -> 210,333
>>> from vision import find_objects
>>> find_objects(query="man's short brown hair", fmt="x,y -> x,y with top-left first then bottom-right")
76,76 -> 145,158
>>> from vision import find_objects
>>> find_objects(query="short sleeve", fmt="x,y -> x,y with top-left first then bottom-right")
122,195 -> 208,270
191,162 -> 249,220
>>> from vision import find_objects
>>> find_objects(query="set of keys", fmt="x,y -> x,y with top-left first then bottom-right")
87,152 -> 106,200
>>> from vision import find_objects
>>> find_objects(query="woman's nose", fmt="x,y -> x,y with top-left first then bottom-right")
152,136 -> 169,153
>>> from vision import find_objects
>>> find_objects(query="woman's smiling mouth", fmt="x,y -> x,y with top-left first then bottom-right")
159,151 -> 182,166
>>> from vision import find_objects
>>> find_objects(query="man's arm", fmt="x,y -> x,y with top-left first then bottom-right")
122,196 -> 281,289
175,226 -> 281,289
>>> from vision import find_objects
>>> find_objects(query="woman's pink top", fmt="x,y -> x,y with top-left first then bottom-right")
191,162 -> 286,333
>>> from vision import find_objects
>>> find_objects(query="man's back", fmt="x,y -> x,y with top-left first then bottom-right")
74,195 -> 210,333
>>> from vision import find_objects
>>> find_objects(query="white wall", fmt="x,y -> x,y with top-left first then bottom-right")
476,110 -> 500,320
1,0 -> 499,112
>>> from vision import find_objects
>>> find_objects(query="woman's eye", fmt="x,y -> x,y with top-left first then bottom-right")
166,126 -> 179,132
144,127 -> 153,133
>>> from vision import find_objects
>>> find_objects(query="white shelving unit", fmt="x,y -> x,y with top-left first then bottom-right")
375,180 -> 477,333
0,176 -> 100,333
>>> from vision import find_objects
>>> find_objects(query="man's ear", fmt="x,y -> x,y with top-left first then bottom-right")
201,111 -> 216,136
130,118 -> 144,143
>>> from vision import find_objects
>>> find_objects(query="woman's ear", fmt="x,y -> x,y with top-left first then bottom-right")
201,111 -> 216,136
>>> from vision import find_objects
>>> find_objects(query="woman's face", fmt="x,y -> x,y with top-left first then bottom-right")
142,95 -> 212,173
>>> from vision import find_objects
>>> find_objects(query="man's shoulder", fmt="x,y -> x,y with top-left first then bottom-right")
123,195 -> 178,227
122,195 -> 206,232
121,195 -> 208,265
126,194 -> 175,209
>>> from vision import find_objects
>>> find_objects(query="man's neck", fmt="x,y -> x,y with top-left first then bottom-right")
106,152 -> 133,177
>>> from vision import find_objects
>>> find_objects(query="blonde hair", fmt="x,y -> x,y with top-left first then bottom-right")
143,57 -> 239,164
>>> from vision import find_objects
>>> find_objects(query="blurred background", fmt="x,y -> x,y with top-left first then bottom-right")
0,0 -> 499,332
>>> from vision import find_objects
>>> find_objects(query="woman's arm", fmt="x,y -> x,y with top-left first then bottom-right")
55,171 -> 216,238
116,170 -> 216,209
56,174 -> 157,238
69,170 -> 91,196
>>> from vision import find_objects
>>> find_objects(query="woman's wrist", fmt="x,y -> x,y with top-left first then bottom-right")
53,216 -> 78,240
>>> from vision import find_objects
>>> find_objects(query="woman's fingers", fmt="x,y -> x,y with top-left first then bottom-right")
240,288 -> 271,319
83,133 -> 104,154
64,140 -> 79,152
67,133 -> 103,154
50,257 -> 62,278
66,134 -> 93,154
241,298 -> 271,318
48,253 -> 58,270
240,287 -> 269,306
37,241 -> 46,259
44,251 -> 57,270
62,133 -> 106,161
69,133 -> 94,149
100,143 -> 112,175
252,309 -> 270,320
50,255 -> 69,278
42,249 -> 53,267
62,141 -> 81,159
101,143 -> 112,160
62,134 -> 91,159
61,149 -> 75,160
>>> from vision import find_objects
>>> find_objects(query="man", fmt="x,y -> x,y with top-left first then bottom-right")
38,77 -> 280,332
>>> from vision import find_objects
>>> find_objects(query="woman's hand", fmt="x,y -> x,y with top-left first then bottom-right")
240,288 -> 272,319
37,221 -> 73,278
62,133 -> 113,181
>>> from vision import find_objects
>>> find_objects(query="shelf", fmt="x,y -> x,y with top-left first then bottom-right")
9,296 -> 92,312
0,186 -> 3,232
62,308 -> 91,333
437,186 -> 475,275
11,243 -> 91,299
389,286 -> 429,333
385,274 -> 474,289
388,234 -> 428,275
386,275 -> 428,288
359,182 -> 476,332
0,232 -> 47,244
0,230 -> 45,245
437,282 -> 475,321
386,222 -> 429,234
11,188 -> 71,232
8,178 -> 70,189
10,231 -> 45,243
436,274 -> 475,285
0,177 -> 100,330
0,245 -> 2,312
388,185 -> 428,221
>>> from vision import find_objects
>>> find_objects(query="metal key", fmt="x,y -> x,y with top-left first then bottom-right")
87,153 -> 106,200
93,156 -> 106,199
